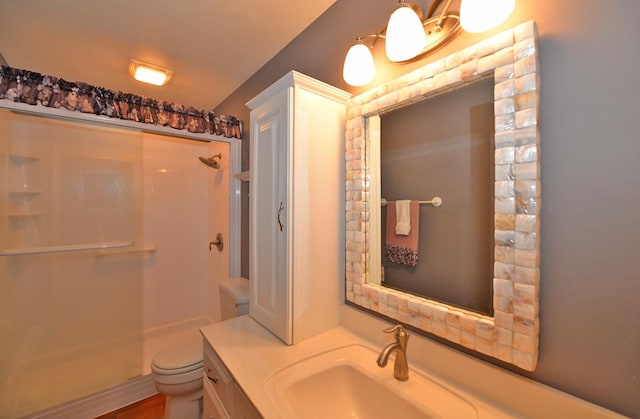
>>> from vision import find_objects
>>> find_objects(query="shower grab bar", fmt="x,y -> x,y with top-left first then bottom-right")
381,197 -> 443,207
0,241 -> 135,256
96,245 -> 157,256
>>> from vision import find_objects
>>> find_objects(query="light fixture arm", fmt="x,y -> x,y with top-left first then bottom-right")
356,0 -> 456,43
425,0 -> 445,18
435,0 -> 455,30
356,33 -> 385,48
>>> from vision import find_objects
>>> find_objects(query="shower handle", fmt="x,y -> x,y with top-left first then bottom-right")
277,201 -> 284,232
209,233 -> 224,252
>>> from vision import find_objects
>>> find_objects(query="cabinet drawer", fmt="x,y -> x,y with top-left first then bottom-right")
204,342 -> 233,412
203,376 -> 230,419
232,382 -> 262,419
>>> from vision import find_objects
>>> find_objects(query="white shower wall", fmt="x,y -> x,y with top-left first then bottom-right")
142,133 -> 230,330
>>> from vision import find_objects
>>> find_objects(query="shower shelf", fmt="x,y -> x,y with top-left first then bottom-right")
8,190 -> 42,196
7,212 -> 42,217
6,153 -> 43,193
8,153 -> 42,163
233,171 -> 250,182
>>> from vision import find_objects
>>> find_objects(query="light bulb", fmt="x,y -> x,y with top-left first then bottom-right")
385,3 -> 427,62
343,42 -> 376,86
460,0 -> 515,33
133,67 -> 168,86
129,60 -> 172,86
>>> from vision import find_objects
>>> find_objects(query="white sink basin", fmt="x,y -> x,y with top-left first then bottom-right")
265,344 -> 478,418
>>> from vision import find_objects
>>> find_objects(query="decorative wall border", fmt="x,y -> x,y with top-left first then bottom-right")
0,66 -> 241,139
345,21 -> 541,371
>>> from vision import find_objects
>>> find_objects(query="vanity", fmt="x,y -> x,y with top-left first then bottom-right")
200,315 -> 512,419
200,311 -> 624,418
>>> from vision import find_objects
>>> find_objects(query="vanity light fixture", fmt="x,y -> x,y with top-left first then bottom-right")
342,0 -> 516,86
343,38 -> 378,86
460,0 -> 515,33
385,1 -> 428,62
129,60 -> 173,86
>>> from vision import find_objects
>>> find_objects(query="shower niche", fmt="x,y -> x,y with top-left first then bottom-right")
3,153 -> 44,247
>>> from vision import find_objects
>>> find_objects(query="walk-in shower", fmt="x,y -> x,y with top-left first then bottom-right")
0,108 -> 234,418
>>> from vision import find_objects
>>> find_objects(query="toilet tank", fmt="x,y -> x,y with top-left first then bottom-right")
219,277 -> 249,320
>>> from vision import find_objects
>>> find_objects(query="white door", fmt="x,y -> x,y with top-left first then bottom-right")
249,89 -> 292,344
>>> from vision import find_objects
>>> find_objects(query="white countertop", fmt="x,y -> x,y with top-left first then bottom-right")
200,315 -> 513,418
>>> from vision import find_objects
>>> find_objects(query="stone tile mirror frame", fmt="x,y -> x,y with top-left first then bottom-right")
345,21 -> 540,371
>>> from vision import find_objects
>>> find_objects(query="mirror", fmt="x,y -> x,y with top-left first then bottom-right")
379,78 -> 495,316
345,21 -> 541,371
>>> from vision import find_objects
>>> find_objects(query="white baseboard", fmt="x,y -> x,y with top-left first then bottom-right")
23,375 -> 158,419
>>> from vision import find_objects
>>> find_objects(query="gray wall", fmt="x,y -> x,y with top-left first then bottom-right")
216,0 -> 640,416
380,79 -> 494,315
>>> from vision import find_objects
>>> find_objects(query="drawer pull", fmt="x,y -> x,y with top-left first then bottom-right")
206,367 -> 219,384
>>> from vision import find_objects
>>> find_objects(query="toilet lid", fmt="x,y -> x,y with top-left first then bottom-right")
151,334 -> 203,374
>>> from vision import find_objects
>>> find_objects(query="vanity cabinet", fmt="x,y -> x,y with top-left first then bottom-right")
203,341 -> 259,419
246,71 -> 350,345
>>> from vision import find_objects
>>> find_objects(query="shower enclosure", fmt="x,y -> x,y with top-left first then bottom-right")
0,109 -> 144,417
0,107 -> 239,417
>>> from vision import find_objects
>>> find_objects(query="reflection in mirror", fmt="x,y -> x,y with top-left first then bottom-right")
380,78 -> 495,316
345,21 -> 541,371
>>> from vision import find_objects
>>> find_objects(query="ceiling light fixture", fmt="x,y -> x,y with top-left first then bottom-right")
129,60 -> 173,86
342,0 -> 516,87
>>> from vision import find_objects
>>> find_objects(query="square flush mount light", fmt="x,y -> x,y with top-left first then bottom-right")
129,60 -> 172,86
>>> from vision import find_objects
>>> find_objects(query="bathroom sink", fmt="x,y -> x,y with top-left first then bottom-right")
264,344 -> 478,419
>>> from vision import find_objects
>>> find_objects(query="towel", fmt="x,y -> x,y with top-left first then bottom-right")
384,200 -> 420,267
395,200 -> 411,235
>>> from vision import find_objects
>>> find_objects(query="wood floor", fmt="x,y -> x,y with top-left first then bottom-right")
95,394 -> 165,419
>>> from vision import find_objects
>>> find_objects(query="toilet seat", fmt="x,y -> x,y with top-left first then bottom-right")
152,360 -> 203,375
151,334 -> 203,375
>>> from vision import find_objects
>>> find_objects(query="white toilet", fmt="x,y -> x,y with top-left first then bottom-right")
219,276 -> 250,320
151,277 -> 249,418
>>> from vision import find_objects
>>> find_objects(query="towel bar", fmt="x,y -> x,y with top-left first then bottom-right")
381,197 -> 442,207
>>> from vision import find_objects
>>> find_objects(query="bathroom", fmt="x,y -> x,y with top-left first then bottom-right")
1,0 -> 639,418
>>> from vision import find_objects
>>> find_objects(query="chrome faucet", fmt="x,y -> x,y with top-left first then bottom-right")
376,324 -> 410,381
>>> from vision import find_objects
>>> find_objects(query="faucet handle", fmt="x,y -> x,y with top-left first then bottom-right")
383,324 -> 408,340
